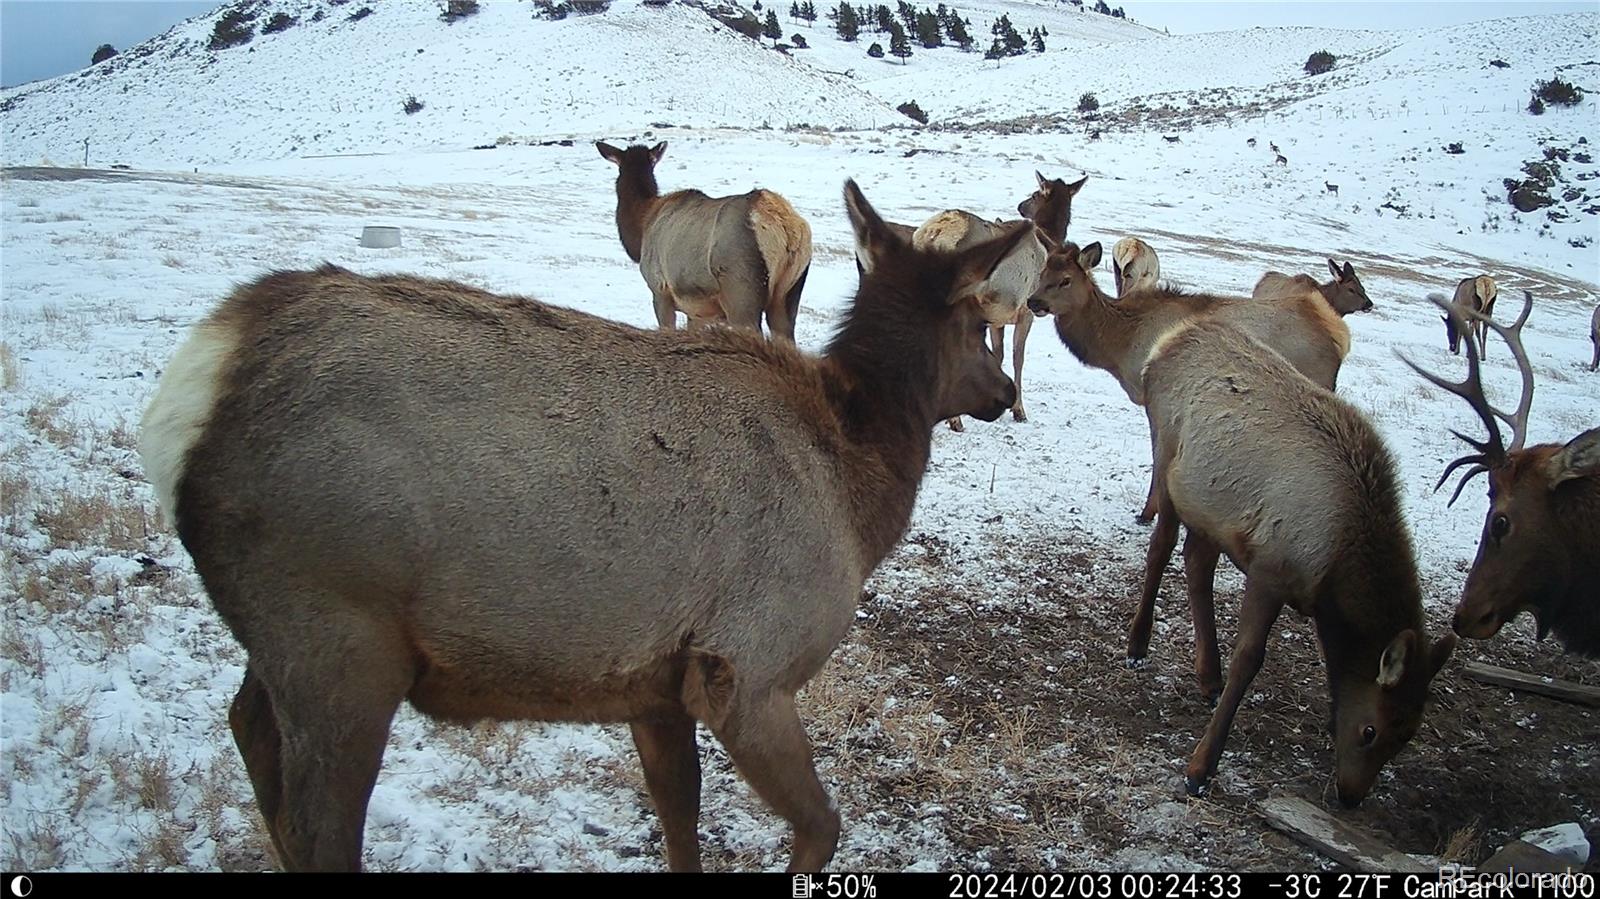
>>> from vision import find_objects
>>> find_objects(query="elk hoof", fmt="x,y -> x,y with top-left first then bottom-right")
1134,510 -> 1156,525
1184,774 -> 1211,798
1125,656 -> 1148,670
1011,407 -> 1027,422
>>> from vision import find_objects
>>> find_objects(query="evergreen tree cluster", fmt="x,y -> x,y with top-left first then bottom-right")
833,2 -> 973,52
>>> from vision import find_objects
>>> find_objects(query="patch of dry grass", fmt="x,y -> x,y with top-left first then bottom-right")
0,342 -> 19,390
33,489 -> 149,551
3,822 -> 66,870
25,394 -> 73,447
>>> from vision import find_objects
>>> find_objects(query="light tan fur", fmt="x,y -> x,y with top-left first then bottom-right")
138,319 -> 238,524
1112,237 -> 1160,297
1444,274 -> 1499,360
1254,259 -> 1373,317
750,192 -> 813,326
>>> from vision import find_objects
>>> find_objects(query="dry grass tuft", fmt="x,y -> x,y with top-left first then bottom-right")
25,395 -> 74,448
0,342 -> 19,390
34,489 -> 148,551
136,751 -> 177,811
4,823 -> 66,870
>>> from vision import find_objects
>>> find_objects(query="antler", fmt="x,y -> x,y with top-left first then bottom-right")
1401,290 -> 1536,505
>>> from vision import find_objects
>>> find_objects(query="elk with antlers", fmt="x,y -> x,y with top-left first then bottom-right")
1405,292 -> 1600,657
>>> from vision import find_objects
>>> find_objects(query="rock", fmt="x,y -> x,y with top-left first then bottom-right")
1519,822 -> 1590,865
1510,185 -> 1554,212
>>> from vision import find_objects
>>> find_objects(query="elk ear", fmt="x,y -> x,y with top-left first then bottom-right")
1428,632 -> 1456,681
952,223 -> 1036,303
844,179 -> 900,272
1066,175 -> 1088,197
1078,241 -> 1103,270
596,141 -> 623,165
1377,630 -> 1416,689
1546,427 -> 1600,487
1342,261 -> 1356,280
649,142 -> 668,164
1328,258 -> 1341,279
1036,170 -> 1049,190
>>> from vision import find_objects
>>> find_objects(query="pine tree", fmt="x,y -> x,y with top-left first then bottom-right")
91,44 -> 118,64
915,9 -> 942,48
789,1 -> 800,21
896,0 -> 916,31
945,12 -> 972,50
875,4 -> 894,33
888,19 -> 912,63
1030,27 -> 1044,52
764,9 -> 782,42
992,14 -> 1024,56
801,0 -> 817,23
834,1 -> 860,40
1093,0 -> 1109,13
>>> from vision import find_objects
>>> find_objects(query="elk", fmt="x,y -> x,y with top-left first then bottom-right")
1405,293 -> 1600,657
1138,318 -> 1455,805
1325,181 -> 1339,196
136,180 -> 1028,872
597,141 -> 812,341
1247,137 -> 1257,148
1269,141 -> 1280,153
1163,135 -> 1181,144
1275,153 -> 1289,166
1253,259 -> 1373,316
1589,304 -> 1598,371
914,171 -> 1087,428
1028,242 -> 1349,526
1438,274 -> 1498,359
1111,237 -> 1160,297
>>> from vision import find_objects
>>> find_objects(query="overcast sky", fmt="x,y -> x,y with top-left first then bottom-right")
2,1 -> 1595,88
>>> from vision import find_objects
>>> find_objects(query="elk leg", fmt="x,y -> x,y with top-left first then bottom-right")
1011,313 -> 1031,422
989,323 -> 1006,364
630,711 -> 703,872
1182,533 -> 1223,704
229,666 -> 289,866
1184,576 -> 1284,797
1137,407 -> 1161,524
947,417 -> 965,432
1591,340 -> 1598,372
260,606 -> 414,871
707,689 -> 839,873
1127,490 -> 1179,668
651,288 -> 678,330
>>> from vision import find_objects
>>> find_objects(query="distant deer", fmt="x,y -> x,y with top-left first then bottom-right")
1162,135 -> 1181,144
1139,318 -> 1455,804
1111,237 -> 1160,297
1275,153 -> 1288,166
1027,242 -> 1349,530
1406,293 -> 1600,658
914,171 -> 1087,428
136,180 -> 1029,872
1591,305 -> 1599,371
1247,137 -> 1257,148
598,141 -> 811,341
1324,181 -> 1339,195
1439,275 -> 1498,359
1253,259 -> 1373,315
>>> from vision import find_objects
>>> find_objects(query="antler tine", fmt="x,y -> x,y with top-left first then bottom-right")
1399,294 -> 1513,502
1455,291 -> 1536,453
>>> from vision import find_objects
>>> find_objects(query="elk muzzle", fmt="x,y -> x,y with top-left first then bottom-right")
1452,600 -> 1511,639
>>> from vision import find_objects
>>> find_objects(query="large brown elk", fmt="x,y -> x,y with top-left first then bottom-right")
136,180 -> 1028,872
915,172 -> 1087,428
1026,243 -> 1349,528
1138,318 -> 1454,805
597,141 -> 812,340
1253,259 -> 1373,316
1405,293 -> 1600,657
1436,275 -> 1498,359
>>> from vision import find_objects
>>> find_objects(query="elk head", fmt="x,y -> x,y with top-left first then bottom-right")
845,180 -> 1020,423
1016,172 -> 1087,243
1330,628 -> 1456,807
1026,241 -> 1103,318
1326,259 -> 1373,314
1402,292 -> 1600,642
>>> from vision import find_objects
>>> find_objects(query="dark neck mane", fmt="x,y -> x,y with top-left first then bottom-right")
612,162 -> 660,263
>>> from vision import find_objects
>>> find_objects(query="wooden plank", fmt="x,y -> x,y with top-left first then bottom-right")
1462,661 -> 1600,707
1259,795 -> 1433,873
1480,840 -> 1579,874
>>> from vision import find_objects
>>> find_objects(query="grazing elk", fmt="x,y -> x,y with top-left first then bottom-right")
1438,274 -> 1498,359
137,180 -> 1028,872
1139,318 -> 1454,804
914,171 -> 1087,428
1111,237 -> 1160,297
1406,293 -> 1600,657
1028,242 -> 1349,526
1269,141 -> 1280,153
1275,153 -> 1289,167
1589,304 -> 1598,371
597,141 -> 812,341
1253,259 -> 1373,315
1247,137 -> 1257,148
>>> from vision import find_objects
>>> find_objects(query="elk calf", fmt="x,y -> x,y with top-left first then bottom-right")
1253,259 -> 1372,315
598,141 -> 811,340
138,181 -> 1028,871
1407,293 -> 1600,657
1142,319 -> 1454,804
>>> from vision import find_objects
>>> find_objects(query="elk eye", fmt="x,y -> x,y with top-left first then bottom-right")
1490,513 -> 1510,540
1361,726 -> 1377,746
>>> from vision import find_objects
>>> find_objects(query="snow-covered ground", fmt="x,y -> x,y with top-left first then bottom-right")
1,0 -> 1596,874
